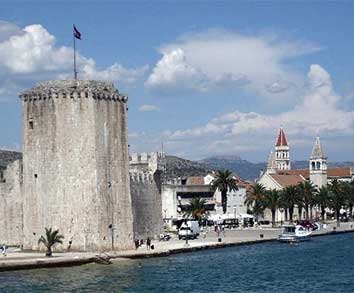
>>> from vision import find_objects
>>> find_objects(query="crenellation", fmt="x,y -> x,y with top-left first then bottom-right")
20,79 -> 134,252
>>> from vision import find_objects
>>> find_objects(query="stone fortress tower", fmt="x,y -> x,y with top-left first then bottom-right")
274,128 -> 291,171
20,80 -> 134,251
129,152 -> 165,239
309,136 -> 328,188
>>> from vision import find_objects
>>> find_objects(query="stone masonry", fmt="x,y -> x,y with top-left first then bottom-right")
0,159 -> 23,246
129,152 -> 164,239
19,80 -> 134,251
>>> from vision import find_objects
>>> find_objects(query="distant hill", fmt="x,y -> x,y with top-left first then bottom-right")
200,156 -> 354,181
0,150 -> 22,170
165,155 -> 212,180
165,155 -> 354,182
200,156 -> 266,181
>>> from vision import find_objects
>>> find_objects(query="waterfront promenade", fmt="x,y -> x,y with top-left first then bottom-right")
1,221 -> 353,271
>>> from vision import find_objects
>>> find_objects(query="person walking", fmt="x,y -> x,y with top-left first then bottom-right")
146,237 -> 151,250
1,245 -> 7,257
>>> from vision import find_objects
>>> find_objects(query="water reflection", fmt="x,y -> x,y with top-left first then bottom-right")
1,233 -> 354,292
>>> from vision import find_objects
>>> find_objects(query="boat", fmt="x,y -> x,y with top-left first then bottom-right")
278,225 -> 312,243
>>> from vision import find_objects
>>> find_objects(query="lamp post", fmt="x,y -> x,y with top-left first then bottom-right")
184,218 -> 189,247
279,208 -> 284,226
109,224 -> 114,251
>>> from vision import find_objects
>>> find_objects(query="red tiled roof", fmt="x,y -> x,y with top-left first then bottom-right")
278,169 -> 309,179
276,128 -> 288,147
186,176 -> 205,185
278,167 -> 353,179
270,174 -> 305,188
328,167 -> 352,178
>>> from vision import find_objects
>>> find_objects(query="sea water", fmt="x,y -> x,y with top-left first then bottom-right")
1,233 -> 354,292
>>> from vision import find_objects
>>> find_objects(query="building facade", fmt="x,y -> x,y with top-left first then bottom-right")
258,128 -> 354,221
161,174 -> 249,223
0,80 -> 162,252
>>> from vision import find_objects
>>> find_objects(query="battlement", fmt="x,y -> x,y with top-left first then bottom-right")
129,152 -> 166,173
19,80 -> 128,103
129,171 -> 154,183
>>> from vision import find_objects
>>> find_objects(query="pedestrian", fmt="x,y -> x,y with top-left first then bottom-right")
146,237 -> 151,250
1,245 -> 7,257
135,239 -> 140,250
67,239 -> 73,252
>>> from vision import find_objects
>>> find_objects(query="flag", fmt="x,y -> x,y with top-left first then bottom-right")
73,25 -> 81,40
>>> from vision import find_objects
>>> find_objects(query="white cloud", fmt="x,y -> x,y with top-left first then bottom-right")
145,29 -> 320,100
145,48 -> 208,95
159,65 -> 354,159
138,104 -> 159,112
0,21 -> 148,100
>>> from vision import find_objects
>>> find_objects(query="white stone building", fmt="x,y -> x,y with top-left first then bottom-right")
258,128 -> 354,222
161,174 -> 250,223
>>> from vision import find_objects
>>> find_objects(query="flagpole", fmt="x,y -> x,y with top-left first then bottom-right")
73,25 -> 77,80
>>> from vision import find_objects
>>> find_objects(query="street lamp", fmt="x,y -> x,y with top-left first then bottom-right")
184,218 -> 189,247
279,208 -> 284,226
109,224 -> 114,250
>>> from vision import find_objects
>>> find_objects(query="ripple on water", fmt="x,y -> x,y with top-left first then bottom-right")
1,233 -> 354,293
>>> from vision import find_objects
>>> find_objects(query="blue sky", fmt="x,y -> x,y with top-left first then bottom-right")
1,1 -> 354,162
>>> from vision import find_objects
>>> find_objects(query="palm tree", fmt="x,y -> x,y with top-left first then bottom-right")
245,183 -> 266,219
281,185 -> 298,223
38,227 -> 64,257
297,181 -> 316,219
328,180 -> 347,227
184,197 -> 207,221
344,181 -> 354,219
264,189 -> 282,227
210,170 -> 238,214
314,186 -> 330,221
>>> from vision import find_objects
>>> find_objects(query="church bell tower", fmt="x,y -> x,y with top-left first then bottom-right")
309,136 -> 327,188
275,128 -> 291,171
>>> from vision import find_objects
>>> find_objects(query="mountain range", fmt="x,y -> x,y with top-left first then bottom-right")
165,155 -> 354,182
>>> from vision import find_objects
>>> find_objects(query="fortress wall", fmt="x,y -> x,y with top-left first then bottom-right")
0,160 -> 23,246
130,171 -> 163,240
21,81 -> 134,252
94,99 -> 134,250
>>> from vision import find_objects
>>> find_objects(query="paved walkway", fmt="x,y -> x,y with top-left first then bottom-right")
1,221 -> 353,271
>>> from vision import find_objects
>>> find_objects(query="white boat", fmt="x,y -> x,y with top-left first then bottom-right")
278,225 -> 312,243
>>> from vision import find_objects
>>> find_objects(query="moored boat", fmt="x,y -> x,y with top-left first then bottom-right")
278,225 -> 312,243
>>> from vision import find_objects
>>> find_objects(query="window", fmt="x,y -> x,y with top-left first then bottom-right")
29,117 -> 34,129
0,170 -> 5,183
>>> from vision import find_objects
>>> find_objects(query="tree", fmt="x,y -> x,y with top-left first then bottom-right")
38,227 -> 64,257
345,181 -> 354,219
245,183 -> 266,219
210,170 -> 238,214
281,185 -> 298,223
328,180 -> 347,227
264,189 -> 282,227
314,186 -> 330,221
184,197 -> 207,221
297,181 -> 316,219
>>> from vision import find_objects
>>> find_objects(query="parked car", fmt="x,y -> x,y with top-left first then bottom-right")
258,220 -> 271,226
339,214 -> 348,222
297,220 -> 318,230
222,219 -> 239,229
178,220 -> 200,240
